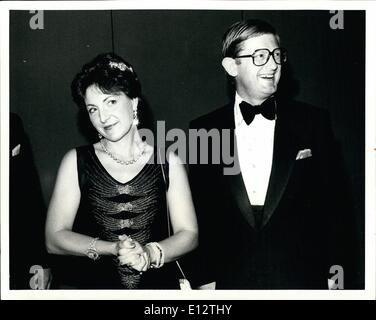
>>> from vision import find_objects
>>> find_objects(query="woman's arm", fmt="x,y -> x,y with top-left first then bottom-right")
45,149 -> 118,257
156,152 -> 198,263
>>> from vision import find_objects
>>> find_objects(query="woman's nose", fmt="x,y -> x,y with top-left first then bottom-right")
98,107 -> 110,123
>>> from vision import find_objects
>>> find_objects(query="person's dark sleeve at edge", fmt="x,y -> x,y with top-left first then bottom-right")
10,112 -> 51,289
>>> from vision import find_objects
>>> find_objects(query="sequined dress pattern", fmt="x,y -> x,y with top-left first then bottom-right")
74,145 -> 168,289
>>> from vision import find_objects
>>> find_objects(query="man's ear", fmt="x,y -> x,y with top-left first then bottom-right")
222,57 -> 238,77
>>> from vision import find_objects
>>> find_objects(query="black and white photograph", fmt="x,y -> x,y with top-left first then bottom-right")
0,0 -> 375,302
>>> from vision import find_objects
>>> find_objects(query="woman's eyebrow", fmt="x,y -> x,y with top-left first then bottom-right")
103,93 -> 121,103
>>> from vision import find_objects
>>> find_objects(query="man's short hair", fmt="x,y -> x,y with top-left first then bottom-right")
222,19 -> 280,58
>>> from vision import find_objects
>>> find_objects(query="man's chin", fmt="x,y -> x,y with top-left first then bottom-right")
261,88 -> 277,98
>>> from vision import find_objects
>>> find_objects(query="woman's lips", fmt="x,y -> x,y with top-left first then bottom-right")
104,122 -> 118,130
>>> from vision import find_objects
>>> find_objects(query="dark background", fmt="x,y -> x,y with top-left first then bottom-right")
9,10 -> 365,287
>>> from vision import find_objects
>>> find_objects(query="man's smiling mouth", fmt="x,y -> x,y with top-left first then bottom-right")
260,74 -> 275,80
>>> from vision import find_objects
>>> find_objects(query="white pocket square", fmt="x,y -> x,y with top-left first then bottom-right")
296,148 -> 312,160
12,144 -> 21,157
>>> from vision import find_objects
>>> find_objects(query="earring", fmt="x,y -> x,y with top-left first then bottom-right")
98,133 -> 103,140
133,109 -> 139,127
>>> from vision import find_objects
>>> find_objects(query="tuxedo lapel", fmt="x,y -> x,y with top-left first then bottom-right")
225,168 -> 256,229
262,107 -> 299,227
217,104 -> 256,229
214,101 -> 301,229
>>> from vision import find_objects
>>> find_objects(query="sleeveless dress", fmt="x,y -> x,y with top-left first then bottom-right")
53,145 -> 178,289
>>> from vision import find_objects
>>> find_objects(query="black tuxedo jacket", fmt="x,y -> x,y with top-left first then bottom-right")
188,99 -> 354,289
10,113 -> 49,289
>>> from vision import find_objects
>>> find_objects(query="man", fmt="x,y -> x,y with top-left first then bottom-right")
10,112 -> 52,289
189,19 -> 355,289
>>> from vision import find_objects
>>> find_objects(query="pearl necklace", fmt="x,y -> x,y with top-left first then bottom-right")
100,139 -> 145,165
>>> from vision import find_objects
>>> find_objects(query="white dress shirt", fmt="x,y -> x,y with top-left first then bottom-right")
234,92 -> 276,206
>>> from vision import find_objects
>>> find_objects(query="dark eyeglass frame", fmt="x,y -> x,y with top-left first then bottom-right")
235,48 -> 287,66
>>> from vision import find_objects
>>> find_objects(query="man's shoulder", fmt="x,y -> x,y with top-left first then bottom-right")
10,112 -> 25,136
281,99 -> 333,140
189,103 -> 233,129
282,99 -> 330,122
10,112 -> 23,127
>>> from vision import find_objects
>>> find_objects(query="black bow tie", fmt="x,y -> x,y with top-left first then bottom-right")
239,97 -> 276,125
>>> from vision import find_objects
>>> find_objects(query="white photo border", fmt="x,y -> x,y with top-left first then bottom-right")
1,0 -> 375,300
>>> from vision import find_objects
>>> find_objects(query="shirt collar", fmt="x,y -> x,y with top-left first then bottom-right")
234,92 -> 245,127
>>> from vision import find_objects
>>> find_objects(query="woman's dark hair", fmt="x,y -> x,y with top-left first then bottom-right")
71,52 -> 141,110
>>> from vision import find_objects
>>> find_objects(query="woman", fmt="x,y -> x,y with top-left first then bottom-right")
45,53 -> 198,289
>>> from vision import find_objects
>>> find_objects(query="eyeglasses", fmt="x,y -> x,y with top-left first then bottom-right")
235,48 -> 287,66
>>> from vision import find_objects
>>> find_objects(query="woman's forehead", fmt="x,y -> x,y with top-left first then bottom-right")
85,85 -> 124,100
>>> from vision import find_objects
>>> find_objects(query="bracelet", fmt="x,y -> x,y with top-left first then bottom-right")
154,242 -> 165,268
86,237 -> 100,261
145,242 -> 164,269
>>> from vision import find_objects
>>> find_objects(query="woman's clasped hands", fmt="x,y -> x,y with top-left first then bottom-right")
116,235 -> 150,273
